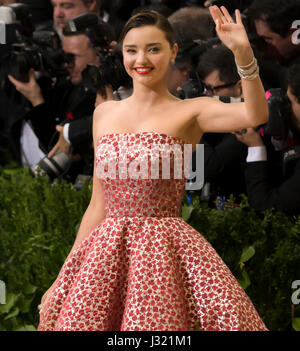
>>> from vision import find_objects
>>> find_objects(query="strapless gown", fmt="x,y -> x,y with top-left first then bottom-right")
38,132 -> 267,331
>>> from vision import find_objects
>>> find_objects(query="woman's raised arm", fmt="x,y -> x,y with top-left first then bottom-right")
193,6 -> 268,134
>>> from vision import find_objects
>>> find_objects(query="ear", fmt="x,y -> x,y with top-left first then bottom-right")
88,0 -> 98,12
171,43 -> 178,61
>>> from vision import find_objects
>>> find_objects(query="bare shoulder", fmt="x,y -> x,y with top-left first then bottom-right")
93,100 -> 122,132
93,100 -> 120,123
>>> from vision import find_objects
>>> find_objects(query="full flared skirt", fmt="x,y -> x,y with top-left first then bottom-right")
38,216 -> 267,331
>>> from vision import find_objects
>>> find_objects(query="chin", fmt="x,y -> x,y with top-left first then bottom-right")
54,23 -> 64,39
71,78 -> 82,85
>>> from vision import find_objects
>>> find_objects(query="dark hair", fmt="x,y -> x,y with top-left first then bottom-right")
197,45 -> 240,83
287,64 -> 300,103
168,7 -> 215,68
247,0 -> 300,37
119,10 -> 175,48
132,5 -> 173,19
81,0 -> 100,8
168,7 -> 215,43
62,22 -> 116,56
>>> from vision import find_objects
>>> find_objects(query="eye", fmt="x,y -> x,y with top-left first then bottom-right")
62,4 -> 74,9
149,47 -> 159,53
126,49 -> 136,54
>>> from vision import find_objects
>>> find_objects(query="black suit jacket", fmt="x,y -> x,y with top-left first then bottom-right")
25,79 -> 95,153
244,158 -> 300,214
68,115 -> 93,146
199,133 -> 248,199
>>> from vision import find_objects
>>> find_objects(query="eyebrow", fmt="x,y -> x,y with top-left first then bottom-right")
51,1 -> 73,5
124,43 -> 162,48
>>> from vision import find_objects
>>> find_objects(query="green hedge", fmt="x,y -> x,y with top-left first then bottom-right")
0,168 -> 299,331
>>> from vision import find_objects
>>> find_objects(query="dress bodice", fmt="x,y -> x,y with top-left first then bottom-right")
95,132 -> 191,218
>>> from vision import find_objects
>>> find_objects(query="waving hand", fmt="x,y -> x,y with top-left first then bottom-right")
209,6 -> 250,54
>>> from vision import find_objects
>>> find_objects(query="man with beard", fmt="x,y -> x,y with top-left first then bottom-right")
52,0 -> 100,37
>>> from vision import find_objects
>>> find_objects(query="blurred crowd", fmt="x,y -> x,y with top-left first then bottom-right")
1,0 -> 300,214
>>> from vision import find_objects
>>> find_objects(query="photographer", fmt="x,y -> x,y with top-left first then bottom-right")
196,44 -> 248,201
247,0 -> 300,67
235,64 -> 300,214
167,6 -> 215,96
8,15 -> 116,182
52,0 -> 100,37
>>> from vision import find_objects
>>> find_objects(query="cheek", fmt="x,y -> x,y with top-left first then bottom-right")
154,54 -> 169,68
87,51 -> 98,66
74,57 -> 85,71
272,37 -> 290,54
123,57 -> 134,76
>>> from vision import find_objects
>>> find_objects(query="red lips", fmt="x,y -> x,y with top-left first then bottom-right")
134,67 -> 153,75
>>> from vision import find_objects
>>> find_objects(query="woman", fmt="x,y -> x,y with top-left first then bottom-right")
38,6 -> 268,331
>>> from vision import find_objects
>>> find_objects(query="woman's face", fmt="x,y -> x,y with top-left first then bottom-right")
122,25 -> 177,88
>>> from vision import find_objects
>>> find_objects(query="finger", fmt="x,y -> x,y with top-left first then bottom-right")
209,6 -> 224,25
48,144 -> 59,158
28,69 -> 36,82
215,19 -> 223,32
220,6 -> 234,23
214,6 -> 227,25
7,74 -> 19,88
56,124 -> 63,132
235,9 -> 243,25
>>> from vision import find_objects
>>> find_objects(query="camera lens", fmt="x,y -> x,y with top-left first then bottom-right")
32,150 -> 72,180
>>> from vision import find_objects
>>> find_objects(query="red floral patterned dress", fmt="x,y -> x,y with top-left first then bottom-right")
38,132 -> 267,331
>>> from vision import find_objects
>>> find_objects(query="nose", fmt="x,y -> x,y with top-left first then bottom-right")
54,6 -> 64,19
135,51 -> 148,65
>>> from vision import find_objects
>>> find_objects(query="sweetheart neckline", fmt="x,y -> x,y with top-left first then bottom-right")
97,131 -> 189,145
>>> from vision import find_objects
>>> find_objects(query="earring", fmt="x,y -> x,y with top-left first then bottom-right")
170,58 -> 175,65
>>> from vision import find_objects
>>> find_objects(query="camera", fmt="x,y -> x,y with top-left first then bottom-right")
32,150 -> 73,181
0,3 -> 70,82
263,88 -> 300,177
31,14 -> 132,182
82,45 -> 131,98
176,37 -> 221,99
63,13 -> 132,97
0,3 -> 34,44
177,71 -> 205,99
263,88 -> 291,140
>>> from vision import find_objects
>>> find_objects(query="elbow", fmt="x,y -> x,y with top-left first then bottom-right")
246,97 -> 269,127
250,109 -> 269,128
260,100 -> 269,125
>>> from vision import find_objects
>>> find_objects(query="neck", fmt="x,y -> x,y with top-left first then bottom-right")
130,80 -> 175,108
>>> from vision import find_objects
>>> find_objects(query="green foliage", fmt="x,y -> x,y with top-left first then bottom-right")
0,169 -> 91,331
182,193 -> 300,331
0,169 -> 299,331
